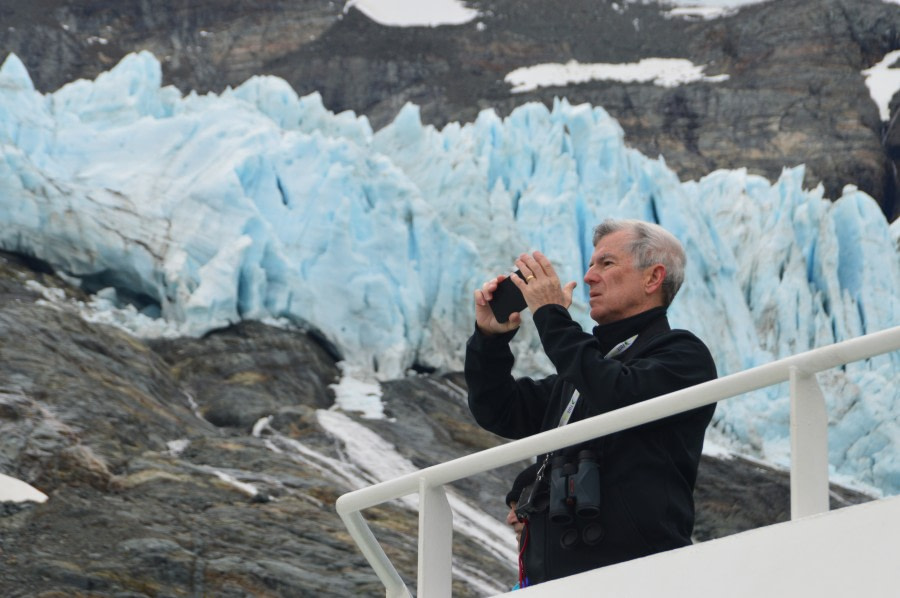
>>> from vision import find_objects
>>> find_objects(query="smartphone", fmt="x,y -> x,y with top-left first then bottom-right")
489,270 -> 527,323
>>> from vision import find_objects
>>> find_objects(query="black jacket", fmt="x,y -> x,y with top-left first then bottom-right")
465,305 -> 717,584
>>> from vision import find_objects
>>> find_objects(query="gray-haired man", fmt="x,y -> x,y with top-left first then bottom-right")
466,218 -> 717,586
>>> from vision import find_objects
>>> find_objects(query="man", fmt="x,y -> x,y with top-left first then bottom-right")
465,218 -> 717,586
504,463 -> 539,590
505,465 -> 536,545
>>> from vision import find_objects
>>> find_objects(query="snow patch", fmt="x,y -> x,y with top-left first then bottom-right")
505,58 -> 729,93
0,472 -> 48,503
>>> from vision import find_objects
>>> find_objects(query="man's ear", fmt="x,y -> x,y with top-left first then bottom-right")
644,264 -> 666,295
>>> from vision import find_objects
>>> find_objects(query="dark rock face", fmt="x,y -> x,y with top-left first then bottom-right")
2,0 -> 899,219
0,252 -> 874,596
147,321 -> 341,430
0,251 -> 503,596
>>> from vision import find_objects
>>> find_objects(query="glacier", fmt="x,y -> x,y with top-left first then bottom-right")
0,51 -> 898,494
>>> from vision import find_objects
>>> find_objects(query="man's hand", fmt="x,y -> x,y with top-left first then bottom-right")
512,251 -> 577,313
474,274 -> 523,335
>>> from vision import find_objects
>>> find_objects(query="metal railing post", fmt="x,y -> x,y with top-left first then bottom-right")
417,479 -> 453,598
789,365 -> 830,519
334,507 -> 411,598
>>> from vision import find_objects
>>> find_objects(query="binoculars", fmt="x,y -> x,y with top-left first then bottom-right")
514,449 -> 605,548
548,449 -> 602,524
548,450 -> 604,547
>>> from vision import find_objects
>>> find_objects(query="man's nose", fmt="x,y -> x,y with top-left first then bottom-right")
506,508 -> 518,526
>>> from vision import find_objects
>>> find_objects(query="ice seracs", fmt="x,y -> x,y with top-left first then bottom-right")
0,51 -> 897,495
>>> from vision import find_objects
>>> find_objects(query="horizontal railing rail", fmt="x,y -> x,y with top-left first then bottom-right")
335,325 -> 900,598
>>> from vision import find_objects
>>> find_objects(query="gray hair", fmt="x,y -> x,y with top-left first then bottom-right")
592,218 -> 686,306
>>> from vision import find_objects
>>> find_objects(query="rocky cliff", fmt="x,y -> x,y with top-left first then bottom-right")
2,0 -> 899,219
0,252 -> 873,596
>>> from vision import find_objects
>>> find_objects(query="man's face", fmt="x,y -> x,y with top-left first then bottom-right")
584,230 -> 657,325
506,502 -> 524,543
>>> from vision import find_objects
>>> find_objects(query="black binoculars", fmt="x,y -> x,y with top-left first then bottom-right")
548,450 -> 602,525
513,450 -> 604,549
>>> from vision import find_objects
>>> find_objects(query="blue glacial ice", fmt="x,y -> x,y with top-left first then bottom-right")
0,51 -> 898,494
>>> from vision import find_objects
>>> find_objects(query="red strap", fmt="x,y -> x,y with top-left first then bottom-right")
517,519 -> 529,588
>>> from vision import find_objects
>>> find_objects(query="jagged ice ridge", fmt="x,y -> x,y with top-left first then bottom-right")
0,51 -> 898,494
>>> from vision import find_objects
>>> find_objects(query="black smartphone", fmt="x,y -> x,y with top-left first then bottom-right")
489,270 -> 527,323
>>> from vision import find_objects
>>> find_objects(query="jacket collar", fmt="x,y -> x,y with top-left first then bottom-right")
592,306 -> 668,356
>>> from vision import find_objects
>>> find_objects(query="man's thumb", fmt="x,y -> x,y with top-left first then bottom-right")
564,281 -> 577,306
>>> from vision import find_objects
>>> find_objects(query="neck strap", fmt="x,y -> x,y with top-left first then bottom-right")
533,334 -> 639,483
555,334 -> 637,428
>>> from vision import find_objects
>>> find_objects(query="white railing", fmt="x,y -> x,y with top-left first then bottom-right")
335,326 -> 900,598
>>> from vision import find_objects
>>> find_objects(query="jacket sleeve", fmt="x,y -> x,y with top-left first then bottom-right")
464,326 -> 557,439
532,305 -> 717,419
